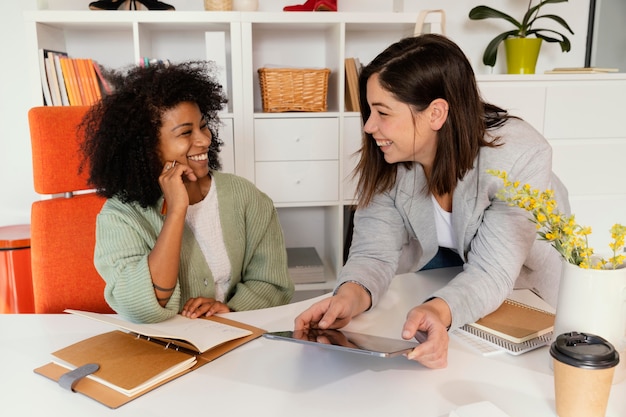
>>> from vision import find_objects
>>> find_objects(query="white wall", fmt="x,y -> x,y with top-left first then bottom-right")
0,0 -> 594,227
0,1 -> 40,227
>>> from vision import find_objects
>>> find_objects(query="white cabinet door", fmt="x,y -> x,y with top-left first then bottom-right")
255,161 -> 339,203
254,118 -> 339,161
544,82 -> 626,139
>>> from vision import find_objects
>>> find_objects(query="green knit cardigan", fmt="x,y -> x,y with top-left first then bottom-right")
94,172 -> 294,323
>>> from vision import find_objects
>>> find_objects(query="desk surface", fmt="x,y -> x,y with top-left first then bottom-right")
1,267 -> 624,417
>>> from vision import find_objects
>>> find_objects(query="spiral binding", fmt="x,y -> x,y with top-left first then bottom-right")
458,324 -> 553,355
132,333 -> 200,355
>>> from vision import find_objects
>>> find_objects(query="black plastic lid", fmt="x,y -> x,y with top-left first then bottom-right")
550,332 -> 620,369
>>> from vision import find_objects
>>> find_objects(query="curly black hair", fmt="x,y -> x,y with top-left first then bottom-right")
79,60 -> 228,208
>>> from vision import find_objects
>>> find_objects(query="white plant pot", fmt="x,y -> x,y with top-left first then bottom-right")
552,260 -> 626,384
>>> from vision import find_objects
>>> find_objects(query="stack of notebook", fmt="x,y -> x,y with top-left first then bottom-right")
453,289 -> 556,355
286,247 -> 326,284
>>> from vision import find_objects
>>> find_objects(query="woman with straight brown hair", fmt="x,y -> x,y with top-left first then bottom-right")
296,34 -> 569,368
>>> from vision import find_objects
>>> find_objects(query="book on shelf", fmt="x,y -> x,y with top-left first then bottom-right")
344,57 -> 360,111
44,55 -> 63,106
544,67 -> 619,74
50,51 -> 70,106
92,60 -> 113,95
72,58 -> 89,105
286,247 -> 326,284
467,292 -> 555,344
344,57 -> 361,112
39,49 -> 74,106
76,58 -> 102,105
75,59 -> 94,104
39,51 -> 106,106
85,59 -> 103,102
38,49 -> 53,106
59,57 -> 82,106
34,309 -> 265,408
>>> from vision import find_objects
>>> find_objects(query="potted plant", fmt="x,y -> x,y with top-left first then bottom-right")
488,168 -> 626,383
469,0 -> 574,74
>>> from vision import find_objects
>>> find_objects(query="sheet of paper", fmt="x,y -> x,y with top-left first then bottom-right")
65,309 -> 252,353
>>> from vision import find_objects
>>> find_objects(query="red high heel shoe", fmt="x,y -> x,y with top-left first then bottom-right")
283,0 -> 336,12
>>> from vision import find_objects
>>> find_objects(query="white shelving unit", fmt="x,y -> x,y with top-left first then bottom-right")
24,11 -> 626,299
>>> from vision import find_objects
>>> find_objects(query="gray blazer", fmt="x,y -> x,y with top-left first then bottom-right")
340,118 -> 569,330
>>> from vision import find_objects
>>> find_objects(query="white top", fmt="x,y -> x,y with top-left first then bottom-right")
431,194 -> 456,249
185,182 -> 231,301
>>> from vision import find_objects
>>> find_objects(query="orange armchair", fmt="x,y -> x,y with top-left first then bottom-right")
28,106 -> 114,314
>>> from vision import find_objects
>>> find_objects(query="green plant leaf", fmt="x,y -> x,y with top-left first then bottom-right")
532,30 -> 572,52
468,6 -> 521,29
482,30 -> 519,67
469,0 -> 573,67
537,0 -> 570,6
533,14 -> 575,34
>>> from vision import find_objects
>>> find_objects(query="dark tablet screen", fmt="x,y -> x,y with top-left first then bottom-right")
263,329 -> 419,358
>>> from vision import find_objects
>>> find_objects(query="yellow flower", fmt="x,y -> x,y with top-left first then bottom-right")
487,169 -> 626,270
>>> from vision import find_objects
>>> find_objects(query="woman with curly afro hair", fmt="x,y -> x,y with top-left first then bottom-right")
80,61 -> 293,323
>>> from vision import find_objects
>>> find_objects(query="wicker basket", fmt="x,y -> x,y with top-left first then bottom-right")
258,68 -> 330,112
204,0 -> 232,10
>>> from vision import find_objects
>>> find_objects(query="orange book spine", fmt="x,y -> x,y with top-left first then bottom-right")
59,57 -> 81,106
84,59 -> 102,102
74,59 -> 92,105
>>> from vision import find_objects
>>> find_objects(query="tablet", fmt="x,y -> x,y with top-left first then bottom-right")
263,329 -> 420,358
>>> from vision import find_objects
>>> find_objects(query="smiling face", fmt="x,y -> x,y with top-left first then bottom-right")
157,101 -> 212,180
363,73 -> 442,169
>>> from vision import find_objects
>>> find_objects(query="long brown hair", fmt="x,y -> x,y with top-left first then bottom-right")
354,34 -> 511,207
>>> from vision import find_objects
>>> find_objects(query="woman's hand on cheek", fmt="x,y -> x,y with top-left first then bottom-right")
159,161 -> 189,211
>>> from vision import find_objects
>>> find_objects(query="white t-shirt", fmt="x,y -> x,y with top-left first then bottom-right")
431,194 -> 456,250
185,182 -> 231,302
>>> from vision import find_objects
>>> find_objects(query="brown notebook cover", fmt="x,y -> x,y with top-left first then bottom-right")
469,299 -> 555,344
34,315 -> 265,408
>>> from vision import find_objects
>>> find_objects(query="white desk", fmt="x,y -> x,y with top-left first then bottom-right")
1,267 -> 624,417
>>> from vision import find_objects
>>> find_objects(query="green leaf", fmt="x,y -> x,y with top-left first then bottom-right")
533,14 -> 575,34
482,30 -> 519,67
530,29 -> 572,52
468,6 -> 521,29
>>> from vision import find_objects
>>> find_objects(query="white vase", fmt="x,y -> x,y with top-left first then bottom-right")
232,0 -> 258,11
552,260 -> 626,384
